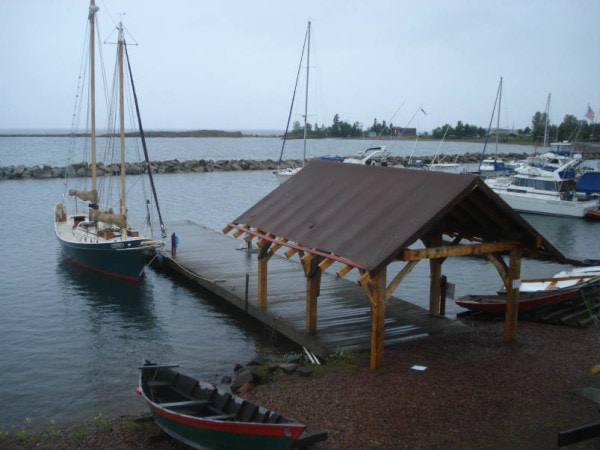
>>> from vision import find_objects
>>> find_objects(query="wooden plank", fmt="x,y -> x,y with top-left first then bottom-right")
160,400 -> 209,409
402,241 -> 517,261
159,221 -> 471,361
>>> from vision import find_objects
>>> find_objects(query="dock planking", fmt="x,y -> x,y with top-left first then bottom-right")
158,221 -> 470,359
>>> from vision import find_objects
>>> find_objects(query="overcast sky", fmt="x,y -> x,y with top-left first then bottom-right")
1,0 -> 598,133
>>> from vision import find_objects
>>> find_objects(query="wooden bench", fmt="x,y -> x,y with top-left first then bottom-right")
138,364 -> 179,370
159,400 -> 209,409
203,414 -> 236,421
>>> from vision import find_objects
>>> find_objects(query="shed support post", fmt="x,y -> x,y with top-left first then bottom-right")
504,246 -> 522,342
429,259 -> 442,315
369,268 -> 387,370
257,257 -> 268,308
425,229 -> 443,316
256,239 -> 273,309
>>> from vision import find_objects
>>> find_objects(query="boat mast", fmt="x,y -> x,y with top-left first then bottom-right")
543,93 -> 551,149
494,77 -> 502,157
117,22 -> 127,237
89,1 -> 98,194
123,42 -> 167,238
275,21 -> 310,171
302,21 -> 311,167
478,76 -> 502,172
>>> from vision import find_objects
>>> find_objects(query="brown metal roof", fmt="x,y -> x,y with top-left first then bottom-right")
228,159 -> 566,275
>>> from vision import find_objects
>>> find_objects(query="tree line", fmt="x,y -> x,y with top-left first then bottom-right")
286,112 -> 599,143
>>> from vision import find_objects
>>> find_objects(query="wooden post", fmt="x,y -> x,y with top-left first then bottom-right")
426,230 -> 443,316
302,254 -> 322,335
429,259 -> 442,316
504,245 -> 522,342
256,238 -> 273,309
257,257 -> 268,308
440,275 -> 447,316
369,267 -> 387,370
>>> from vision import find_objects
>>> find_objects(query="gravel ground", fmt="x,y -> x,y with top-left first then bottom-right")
1,319 -> 599,449
244,319 -> 600,450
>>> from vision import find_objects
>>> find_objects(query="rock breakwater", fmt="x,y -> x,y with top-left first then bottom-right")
0,152 -> 530,180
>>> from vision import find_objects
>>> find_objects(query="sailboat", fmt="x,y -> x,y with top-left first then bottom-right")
428,126 -> 465,174
477,77 -> 514,174
273,21 -> 311,184
54,1 -> 165,282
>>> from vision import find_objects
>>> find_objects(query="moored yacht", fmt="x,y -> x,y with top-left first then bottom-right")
485,150 -> 599,218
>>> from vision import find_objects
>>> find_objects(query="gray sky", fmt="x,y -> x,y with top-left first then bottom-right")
1,0 -> 598,133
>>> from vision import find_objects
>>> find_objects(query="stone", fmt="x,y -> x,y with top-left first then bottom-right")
230,368 -> 254,393
235,382 -> 254,395
279,363 -> 299,374
297,367 -> 314,377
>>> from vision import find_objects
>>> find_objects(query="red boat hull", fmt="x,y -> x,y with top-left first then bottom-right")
584,208 -> 600,220
456,288 -> 584,312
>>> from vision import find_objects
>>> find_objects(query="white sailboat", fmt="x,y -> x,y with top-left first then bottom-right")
273,21 -> 311,184
478,77 -> 514,174
54,1 -> 165,281
429,126 -> 465,174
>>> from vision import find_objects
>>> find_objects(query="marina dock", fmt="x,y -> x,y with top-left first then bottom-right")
157,221 -> 470,360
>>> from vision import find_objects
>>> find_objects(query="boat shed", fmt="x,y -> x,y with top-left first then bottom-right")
223,159 -> 567,369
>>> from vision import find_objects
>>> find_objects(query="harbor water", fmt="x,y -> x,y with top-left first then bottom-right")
0,135 -> 598,432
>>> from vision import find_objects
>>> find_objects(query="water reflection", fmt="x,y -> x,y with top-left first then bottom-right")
521,214 -> 599,261
55,255 -> 158,330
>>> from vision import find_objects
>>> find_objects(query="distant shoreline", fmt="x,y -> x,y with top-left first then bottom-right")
0,130 -> 530,146
0,131 -> 577,147
0,129 -> 273,138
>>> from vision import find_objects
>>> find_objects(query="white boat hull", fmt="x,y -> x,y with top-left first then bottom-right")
273,167 -> 301,184
493,191 -> 598,218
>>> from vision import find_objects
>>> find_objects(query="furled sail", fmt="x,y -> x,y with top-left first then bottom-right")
69,189 -> 98,204
96,209 -> 127,229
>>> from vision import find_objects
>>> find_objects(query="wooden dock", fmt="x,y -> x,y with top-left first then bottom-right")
157,221 -> 470,360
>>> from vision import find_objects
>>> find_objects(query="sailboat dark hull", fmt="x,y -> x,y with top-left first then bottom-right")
55,216 -> 161,282
58,237 -> 157,281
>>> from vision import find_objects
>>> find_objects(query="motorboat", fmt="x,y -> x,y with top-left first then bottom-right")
485,147 -> 599,218
343,146 -> 391,166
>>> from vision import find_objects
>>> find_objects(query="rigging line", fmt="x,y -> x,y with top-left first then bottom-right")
277,22 -> 310,168
400,106 -> 424,137
375,101 -> 405,140
430,125 -> 450,167
124,40 -> 167,238
479,76 -> 502,171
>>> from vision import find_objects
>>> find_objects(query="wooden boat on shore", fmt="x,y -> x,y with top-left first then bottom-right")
503,267 -> 600,293
456,290 -> 587,312
457,268 -> 600,312
137,361 -> 312,450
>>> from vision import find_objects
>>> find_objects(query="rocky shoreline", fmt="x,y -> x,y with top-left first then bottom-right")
0,152 -> 532,180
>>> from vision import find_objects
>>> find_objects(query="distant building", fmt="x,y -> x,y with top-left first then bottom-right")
489,128 -> 518,137
366,128 -> 417,138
